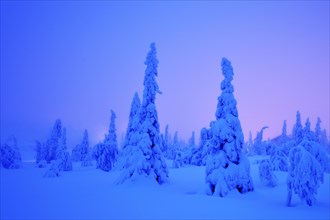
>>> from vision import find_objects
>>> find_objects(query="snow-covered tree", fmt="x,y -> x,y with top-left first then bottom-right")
123,92 -> 141,150
320,129 -> 330,153
94,110 -> 118,172
205,58 -> 254,197
270,145 -> 288,172
81,151 -> 93,167
45,119 -> 62,163
299,139 -> 330,173
314,117 -> 322,142
188,132 -> 196,148
173,151 -> 184,168
35,141 -> 47,166
286,145 -> 324,206
282,120 -> 287,138
56,128 -> 73,171
183,131 -> 197,165
303,118 -> 316,141
44,160 -> 60,178
116,93 -> 141,170
72,129 -> 90,162
253,126 -> 268,155
166,131 -> 180,160
292,111 -> 303,144
162,125 -> 171,153
118,43 -> 168,184
259,159 -> 277,187
1,135 -> 22,169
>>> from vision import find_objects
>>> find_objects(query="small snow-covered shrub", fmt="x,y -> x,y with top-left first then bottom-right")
191,148 -> 203,166
81,152 -> 93,167
44,161 -> 60,178
173,151 -> 184,168
205,152 -> 254,197
259,159 -> 277,187
36,160 -> 47,168
286,146 -> 324,206
270,147 -> 288,172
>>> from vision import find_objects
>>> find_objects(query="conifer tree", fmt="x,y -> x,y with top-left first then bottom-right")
292,111 -> 303,144
119,43 -> 168,184
205,58 -> 253,197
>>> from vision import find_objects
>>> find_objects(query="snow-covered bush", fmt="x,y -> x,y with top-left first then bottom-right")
270,146 -> 288,172
191,147 -> 203,166
259,159 -> 277,187
286,145 -> 324,206
205,58 -> 253,196
299,139 -> 330,173
206,152 -> 253,196
44,160 -> 60,178
36,159 -> 47,168
1,135 -> 22,169
173,151 -> 184,168
81,152 -> 93,167
35,141 -> 47,165
118,43 -> 168,184
71,129 -> 90,162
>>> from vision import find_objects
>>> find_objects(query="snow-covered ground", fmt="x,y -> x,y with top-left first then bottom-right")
1,156 -> 329,219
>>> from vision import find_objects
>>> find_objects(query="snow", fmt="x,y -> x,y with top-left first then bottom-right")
1,156 -> 329,219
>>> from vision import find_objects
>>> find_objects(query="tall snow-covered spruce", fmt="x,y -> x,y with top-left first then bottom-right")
205,58 -> 253,196
118,43 -> 168,184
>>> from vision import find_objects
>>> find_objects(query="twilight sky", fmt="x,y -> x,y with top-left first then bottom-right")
1,1 -> 329,154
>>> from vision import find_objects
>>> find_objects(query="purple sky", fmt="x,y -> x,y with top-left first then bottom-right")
1,1 -> 329,153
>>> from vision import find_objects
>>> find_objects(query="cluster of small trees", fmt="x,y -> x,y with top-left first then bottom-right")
240,111 -> 330,206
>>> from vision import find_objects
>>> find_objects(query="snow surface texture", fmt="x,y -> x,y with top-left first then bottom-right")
1,157 -> 329,219
118,43 -> 168,184
205,58 -> 254,196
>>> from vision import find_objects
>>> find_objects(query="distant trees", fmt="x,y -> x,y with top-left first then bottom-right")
0,135 -> 22,169
118,43 -> 168,184
205,58 -> 254,197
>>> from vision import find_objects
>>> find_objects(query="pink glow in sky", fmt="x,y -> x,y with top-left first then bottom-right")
1,1 -> 329,152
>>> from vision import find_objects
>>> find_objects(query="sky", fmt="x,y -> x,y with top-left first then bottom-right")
1,1 -> 329,155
